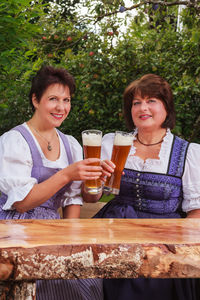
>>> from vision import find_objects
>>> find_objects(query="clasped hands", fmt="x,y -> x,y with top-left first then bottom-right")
66,158 -> 115,182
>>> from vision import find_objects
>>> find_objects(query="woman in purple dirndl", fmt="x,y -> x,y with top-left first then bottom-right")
0,66 -> 112,300
83,74 -> 200,300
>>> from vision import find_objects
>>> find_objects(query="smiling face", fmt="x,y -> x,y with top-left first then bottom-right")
131,93 -> 167,132
32,83 -> 71,129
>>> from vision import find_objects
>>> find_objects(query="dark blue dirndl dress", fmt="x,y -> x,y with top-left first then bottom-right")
94,135 -> 200,300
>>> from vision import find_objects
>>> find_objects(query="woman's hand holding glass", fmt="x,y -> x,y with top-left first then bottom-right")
63,158 -> 115,183
64,158 -> 103,182
99,160 -> 116,183
81,159 -> 115,203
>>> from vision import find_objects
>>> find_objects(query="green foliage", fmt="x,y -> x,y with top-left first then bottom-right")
0,0 -> 45,133
1,0 -> 200,145
41,0 -> 81,20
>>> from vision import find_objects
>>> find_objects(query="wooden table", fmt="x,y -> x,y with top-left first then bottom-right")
0,218 -> 200,298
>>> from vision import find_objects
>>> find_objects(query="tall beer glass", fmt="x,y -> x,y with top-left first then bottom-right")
104,131 -> 133,195
82,129 -> 102,194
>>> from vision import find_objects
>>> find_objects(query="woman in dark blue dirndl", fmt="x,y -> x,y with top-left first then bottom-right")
84,74 -> 200,300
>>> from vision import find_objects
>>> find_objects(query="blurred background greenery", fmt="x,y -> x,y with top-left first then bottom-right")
1,0 -> 200,144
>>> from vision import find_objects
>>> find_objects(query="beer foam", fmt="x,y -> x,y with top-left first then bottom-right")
114,133 -> 133,145
82,133 -> 102,146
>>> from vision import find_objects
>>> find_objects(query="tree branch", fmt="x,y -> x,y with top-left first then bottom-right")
93,0 -> 200,23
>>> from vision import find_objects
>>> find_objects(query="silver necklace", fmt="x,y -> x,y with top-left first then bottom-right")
29,123 -> 53,151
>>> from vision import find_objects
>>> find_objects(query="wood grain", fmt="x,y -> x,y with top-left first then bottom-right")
0,218 -> 200,281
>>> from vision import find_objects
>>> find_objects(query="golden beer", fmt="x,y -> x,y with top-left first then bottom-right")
104,131 -> 133,195
82,130 -> 102,194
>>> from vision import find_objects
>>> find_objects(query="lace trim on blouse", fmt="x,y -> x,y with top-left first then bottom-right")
126,128 -> 172,172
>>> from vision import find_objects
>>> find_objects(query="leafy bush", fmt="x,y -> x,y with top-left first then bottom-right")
1,1 -> 200,145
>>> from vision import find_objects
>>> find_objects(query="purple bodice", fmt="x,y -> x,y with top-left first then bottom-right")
0,125 -> 73,220
95,135 -> 189,219
0,127 -> 103,300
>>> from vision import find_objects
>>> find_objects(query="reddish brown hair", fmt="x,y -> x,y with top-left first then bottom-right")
123,74 -> 176,130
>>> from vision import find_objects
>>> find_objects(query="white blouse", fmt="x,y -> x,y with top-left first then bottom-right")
101,129 -> 200,213
0,123 -> 83,210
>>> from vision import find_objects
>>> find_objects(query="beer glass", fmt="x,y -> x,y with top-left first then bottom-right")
104,131 -> 133,195
82,129 -> 102,194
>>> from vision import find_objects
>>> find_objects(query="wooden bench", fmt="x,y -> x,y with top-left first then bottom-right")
1,218 -> 200,298
58,201 -> 106,218
80,202 -> 105,218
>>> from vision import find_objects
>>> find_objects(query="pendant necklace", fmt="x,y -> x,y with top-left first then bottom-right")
137,132 -> 166,147
29,123 -> 54,151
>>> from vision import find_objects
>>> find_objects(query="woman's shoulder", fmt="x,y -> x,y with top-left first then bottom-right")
58,132 -> 82,153
173,135 -> 200,166
63,133 -> 81,144
187,141 -> 200,156
0,124 -> 31,157
0,124 -> 26,144
173,133 -> 200,151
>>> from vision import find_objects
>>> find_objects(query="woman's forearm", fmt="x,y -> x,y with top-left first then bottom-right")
13,168 -> 71,213
187,209 -> 200,218
63,205 -> 81,218
13,158 -> 102,213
